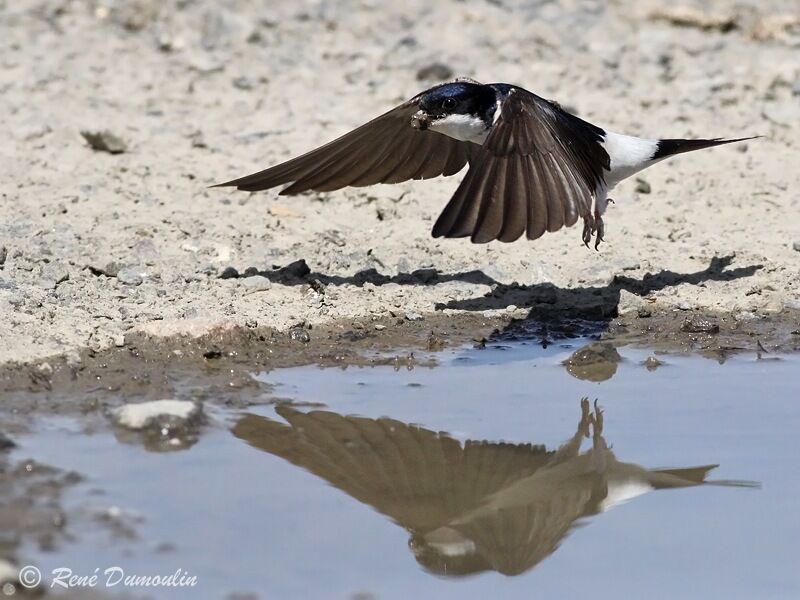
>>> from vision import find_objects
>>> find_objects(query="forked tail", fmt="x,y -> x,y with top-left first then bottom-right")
652,136 -> 759,159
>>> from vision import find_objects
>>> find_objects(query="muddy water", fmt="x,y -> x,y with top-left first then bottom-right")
10,341 -> 800,599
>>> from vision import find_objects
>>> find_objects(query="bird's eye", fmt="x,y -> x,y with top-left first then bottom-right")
442,98 -> 457,111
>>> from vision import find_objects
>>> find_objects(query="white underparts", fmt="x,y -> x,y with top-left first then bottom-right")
429,113 -> 490,144
599,479 -> 654,512
601,131 -> 660,189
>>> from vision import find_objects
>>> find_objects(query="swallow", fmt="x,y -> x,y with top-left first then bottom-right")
215,78 -> 755,249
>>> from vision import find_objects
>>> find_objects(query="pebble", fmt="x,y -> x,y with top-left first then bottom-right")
792,241 -> 800,252
0,559 -> 20,586
38,262 -> 70,289
0,246 -> 6,266
643,356 -> 663,371
116,266 -> 145,286
681,315 -> 720,334
0,431 -> 15,450
416,62 -> 454,81
405,311 -> 424,322
635,177 -> 651,194
675,301 -> 692,311
111,399 -> 201,430
219,266 -> 239,279
240,275 -> 272,293
288,327 -> 310,343
374,324 -> 386,331
134,239 -> 159,264
563,342 -> 622,382
80,130 -> 128,154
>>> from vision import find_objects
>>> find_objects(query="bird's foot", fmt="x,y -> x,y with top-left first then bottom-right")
583,215 -> 605,250
593,399 -> 604,436
594,215 -> 604,250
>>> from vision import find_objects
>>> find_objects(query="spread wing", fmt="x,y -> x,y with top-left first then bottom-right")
214,99 -> 477,194
232,407 -> 552,531
432,88 -> 610,243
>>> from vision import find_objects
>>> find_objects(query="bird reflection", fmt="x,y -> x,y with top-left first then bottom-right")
232,400 -> 755,577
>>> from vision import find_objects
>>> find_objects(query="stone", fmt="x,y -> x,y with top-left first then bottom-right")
240,275 -> 272,293
116,266 -> 145,286
80,130 -> 128,154
563,342 -> 622,382
416,62 -> 454,81
681,315 -> 720,334
0,246 -> 6,266
0,431 -> 15,450
635,177 -> 651,194
404,311 -> 424,322
111,399 -> 204,452
289,327 -> 310,343
112,400 -> 201,430
219,266 -> 239,279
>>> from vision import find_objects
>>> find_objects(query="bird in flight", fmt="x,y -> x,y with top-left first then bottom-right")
215,78 -> 754,249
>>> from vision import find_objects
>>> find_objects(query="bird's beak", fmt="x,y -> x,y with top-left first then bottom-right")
411,110 -> 429,131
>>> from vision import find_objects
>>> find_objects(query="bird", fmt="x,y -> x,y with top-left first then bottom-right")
215,78 -> 755,249
232,399 -> 756,577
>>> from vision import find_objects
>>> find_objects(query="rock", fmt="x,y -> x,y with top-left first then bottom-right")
0,559 -> 18,585
374,324 -> 386,331
563,342 -> 622,382
416,62 -> 454,81
131,317 -> 238,338
134,239 -> 159,264
0,246 -> 6,266
617,290 -> 645,315
112,399 -> 201,429
80,130 -> 128,154
111,400 -> 203,452
792,241 -> 800,252
649,6 -> 738,32
16,119 -> 51,141
681,315 -> 720,334
240,275 -> 272,293
86,260 -> 123,278
219,266 -> 239,279
634,178 -> 651,194
288,327 -> 310,343
275,259 -> 310,279
38,262 -> 69,289
117,266 -> 145,286
232,76 -> 255,90
0,431 -> 15,450
405,311 -> 424,322
643,356 -> 663,371
675,301 -> 692,311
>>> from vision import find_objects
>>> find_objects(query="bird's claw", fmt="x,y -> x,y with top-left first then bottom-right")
582,212 -> 605,250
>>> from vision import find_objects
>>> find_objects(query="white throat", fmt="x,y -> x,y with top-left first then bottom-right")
429,113 -> 489,144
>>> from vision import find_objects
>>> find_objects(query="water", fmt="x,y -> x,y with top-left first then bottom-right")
11,342 -> 800,599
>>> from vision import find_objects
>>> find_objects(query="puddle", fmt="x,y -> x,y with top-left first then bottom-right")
6,342 -> 800,599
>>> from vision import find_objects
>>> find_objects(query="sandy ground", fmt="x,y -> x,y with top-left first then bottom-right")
1,0 -> 799,368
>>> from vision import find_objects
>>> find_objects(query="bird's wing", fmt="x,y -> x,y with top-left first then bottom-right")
432,88 -> 610,243
232,407 -> 552,531
214,100 -> 477,194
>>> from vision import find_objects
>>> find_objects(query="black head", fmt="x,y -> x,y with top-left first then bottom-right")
417,81 -> 497,121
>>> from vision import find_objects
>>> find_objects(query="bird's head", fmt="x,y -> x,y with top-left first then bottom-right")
411,81 -> 498,143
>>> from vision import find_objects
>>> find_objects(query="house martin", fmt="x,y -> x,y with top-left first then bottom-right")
215,78 -> 755,248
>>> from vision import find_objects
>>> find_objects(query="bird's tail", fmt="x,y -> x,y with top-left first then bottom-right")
652,136 -> 759,160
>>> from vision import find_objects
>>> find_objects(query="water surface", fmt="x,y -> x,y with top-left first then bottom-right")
14,342 -> 800,599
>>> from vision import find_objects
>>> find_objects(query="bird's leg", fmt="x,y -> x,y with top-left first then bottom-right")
582,213 -> 596,248
593,199 -> 611,250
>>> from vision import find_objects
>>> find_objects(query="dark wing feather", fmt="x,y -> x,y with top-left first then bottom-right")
432,88 -> 610,243
232,407 -> 553,531
215,101 -> 476,194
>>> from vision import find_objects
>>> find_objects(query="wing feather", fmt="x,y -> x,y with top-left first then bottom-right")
433,87 -> 609,243
215,99 -> 476,194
